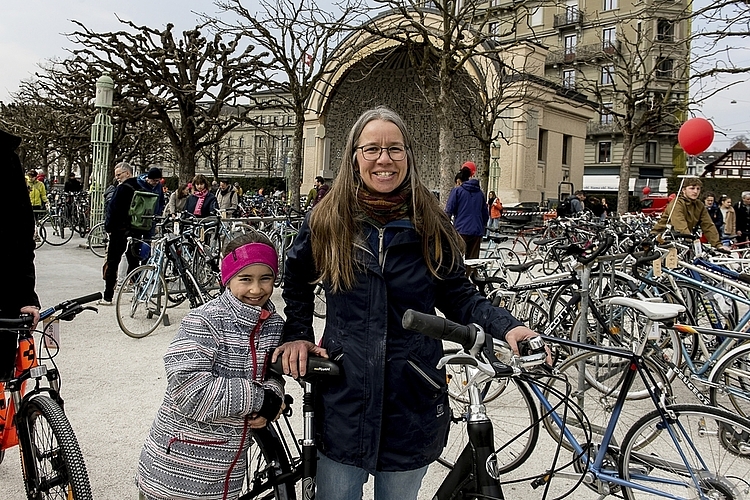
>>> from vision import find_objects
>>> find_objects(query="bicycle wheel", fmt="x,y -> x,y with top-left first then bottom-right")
35,225 -> 46,249
442,347 -> 539,475
619,404 -> 750,500
17,394 -> 93,500
42,215 -> 74,246
164,259 -> 187,308
541,350 -> 673,452
243,426 -> 296,499
116,265 -> 167,338
709,342 -> 750,418
490,248 -> 522,286
541,244 -> 565,275
313,282 -> 326,319
86,222 -> 108,258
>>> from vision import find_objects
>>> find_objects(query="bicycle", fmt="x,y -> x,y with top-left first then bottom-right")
33,207 -> 73,248
0,292 -> 102,500
402,306 -> 750,500
239,356 -> 341,500
86,221 -> 108,258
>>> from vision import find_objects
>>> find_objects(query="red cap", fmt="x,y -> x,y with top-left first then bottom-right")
462,161 -> 476,176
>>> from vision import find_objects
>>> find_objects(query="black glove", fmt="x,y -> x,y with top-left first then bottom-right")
256,388 -> 283,421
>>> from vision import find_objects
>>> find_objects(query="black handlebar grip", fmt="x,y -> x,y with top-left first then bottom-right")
577,235 -> 614,265
402,310 -> 476,350
70,292 -> 103,306
635,252 -> 661,267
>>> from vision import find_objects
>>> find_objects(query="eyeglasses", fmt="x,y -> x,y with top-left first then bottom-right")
357,146 -> 407,161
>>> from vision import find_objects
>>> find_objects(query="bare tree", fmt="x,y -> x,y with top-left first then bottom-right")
67,18 -> 271,182
211,0 -> 369,209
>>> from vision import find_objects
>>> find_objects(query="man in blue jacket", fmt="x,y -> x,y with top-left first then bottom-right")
445,161 -> 489,272
136,166 -> 165,217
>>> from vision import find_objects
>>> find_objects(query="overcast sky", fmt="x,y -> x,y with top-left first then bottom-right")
1,0 -> 748,151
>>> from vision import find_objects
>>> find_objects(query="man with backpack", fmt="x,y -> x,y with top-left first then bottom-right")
100,162 -> 153,305
557,190 -> 586,217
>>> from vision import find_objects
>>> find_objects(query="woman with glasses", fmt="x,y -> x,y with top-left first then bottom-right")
274,106 -> 541,500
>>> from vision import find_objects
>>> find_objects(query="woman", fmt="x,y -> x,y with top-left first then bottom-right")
445,164 -> 488,261
487,190 -> 503,231
184,174 -> 219,218
164,183 -> 189,216
719,195 -> 736,244
273,106 -> 540,500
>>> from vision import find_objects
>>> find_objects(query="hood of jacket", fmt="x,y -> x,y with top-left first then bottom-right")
460,178 -> 481,192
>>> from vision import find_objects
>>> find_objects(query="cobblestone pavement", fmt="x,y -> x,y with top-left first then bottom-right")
0,234 -> 608,499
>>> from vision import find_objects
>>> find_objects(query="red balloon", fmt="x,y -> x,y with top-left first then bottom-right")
668,193 -> 676,201
678,117 -> 714,155
642,186 -> 651,195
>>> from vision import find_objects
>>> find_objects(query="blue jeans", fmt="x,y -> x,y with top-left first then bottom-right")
316,452 -> 428,500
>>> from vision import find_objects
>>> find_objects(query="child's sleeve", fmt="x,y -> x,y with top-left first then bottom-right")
163,313 -> 266,423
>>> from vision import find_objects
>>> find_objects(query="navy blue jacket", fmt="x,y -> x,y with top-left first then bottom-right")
445,179 -> 489,237
184,192 -> 219,218
136,174 -> 166,216
282,217 -> 522,472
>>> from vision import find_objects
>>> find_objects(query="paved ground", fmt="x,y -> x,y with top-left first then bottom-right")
0,234 -> 607,499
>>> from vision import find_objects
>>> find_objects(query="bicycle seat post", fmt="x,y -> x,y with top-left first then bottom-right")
302,381 -> 317,497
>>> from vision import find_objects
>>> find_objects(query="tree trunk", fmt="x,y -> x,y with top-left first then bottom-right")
617,135 -> 635,215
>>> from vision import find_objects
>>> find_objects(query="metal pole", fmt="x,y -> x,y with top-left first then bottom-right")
90,75 -> 114,230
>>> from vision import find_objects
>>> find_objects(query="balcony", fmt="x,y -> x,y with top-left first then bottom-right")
587,121 -> 618,136
547,40 -> 621,66
554,9 -> 583,28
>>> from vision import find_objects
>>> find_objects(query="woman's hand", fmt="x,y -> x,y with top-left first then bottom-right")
505,325 -> 552,365
20,305 -> 40,331
272,340 -> 328,379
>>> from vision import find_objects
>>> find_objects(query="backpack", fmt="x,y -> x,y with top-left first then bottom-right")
129,190 -> 159,231
556,197 -> 572,218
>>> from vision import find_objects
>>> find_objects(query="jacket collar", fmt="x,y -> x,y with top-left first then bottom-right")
217,288 -> 276,327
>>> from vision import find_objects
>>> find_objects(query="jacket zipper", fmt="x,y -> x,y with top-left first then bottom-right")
408,360 -> 441,390
377,227 -> 385,268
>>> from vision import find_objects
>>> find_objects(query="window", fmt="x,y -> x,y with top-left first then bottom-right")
226,156 -> 232,168
227,137 -> 232,147
565,2 -> 579,23
237,158 -> 243,169
644,142 -> 657,163
602,26 -> 616,51
238,136 -> 244,147
598,141 -> 612,163
603,0 -> 617,10
530,7 -> 543,26
656,58 -> 673,79
657,19 -> 674,42
255,135 -> 265,148
601,64 -> 614,85
600,102 -> 614,124
538,129 -> 548,164
562,134 -> 571,166
563,69 -> 576,89
564,34 -> 577,60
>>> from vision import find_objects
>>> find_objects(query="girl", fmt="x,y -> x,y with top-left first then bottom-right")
185,174 -> 219,217
136,232 -> 285,500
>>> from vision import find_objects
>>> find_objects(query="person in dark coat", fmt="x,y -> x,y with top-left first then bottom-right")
0,129 -> 40,380
184,174 -> 219,218
101,161 -> 144,304
445,162 -> 488,263
63,171 -> 83,192
273,107 -> 542,500
703,192 -> 723,236
734,191 -> 750,243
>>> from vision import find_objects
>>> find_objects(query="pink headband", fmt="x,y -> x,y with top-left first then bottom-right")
221,243 -> 278,286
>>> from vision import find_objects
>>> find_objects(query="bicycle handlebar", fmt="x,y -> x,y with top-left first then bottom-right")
39,292 -> 103,321
576,234 -> 614,265
401,309 -> 478,351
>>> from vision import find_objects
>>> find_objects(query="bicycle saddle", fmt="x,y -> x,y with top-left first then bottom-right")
603,296 -> 685,321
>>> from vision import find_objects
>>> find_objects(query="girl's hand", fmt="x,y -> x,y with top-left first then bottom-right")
248,400 -> 286,428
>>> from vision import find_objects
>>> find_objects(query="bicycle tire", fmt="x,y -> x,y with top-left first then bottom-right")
17,394 -> 93,500
35,225 -> 46,249
489,248 -> 522,286
442,348 -> 539,475
541,350 -> 673,452
86,222 -> 108,258
42,214 -> 74,246
312,283 -> 326,319
116,265 -> 167,338
708,341 -> 750,418
242,426 -> 296,500
619,404 -> 750,500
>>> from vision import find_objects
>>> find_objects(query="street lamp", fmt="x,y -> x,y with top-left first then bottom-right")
90,74 -> 114,229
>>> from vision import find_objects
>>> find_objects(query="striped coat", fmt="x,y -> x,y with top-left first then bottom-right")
136,290 -> 285,500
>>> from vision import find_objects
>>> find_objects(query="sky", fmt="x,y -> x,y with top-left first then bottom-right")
1,0 -> 749,152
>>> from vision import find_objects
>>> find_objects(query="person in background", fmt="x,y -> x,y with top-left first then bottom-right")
184,174 -> 219,218
718,195 -> 736,245
0,129 -> 40,381
165,184 -> 190,217
216,179 -> 239,218
312,176 -> 330,207
136,167 -> 166,217
64,171 -> 83,192
305,182 -> 317,210
651,177 -> 728,250
445,162 -> 488,267
703,192 -> 723,236
27,169 -> 48,242
101,162 -> 143,305
487,190 -> 503,232
600,197 -> 609,219
734,191 -> 750,243
233,182 -> 243,199
274,107 -> 542,500
136,232 -> 285,500
569,190 -> 586,214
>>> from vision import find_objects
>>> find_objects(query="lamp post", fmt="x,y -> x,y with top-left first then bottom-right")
90,74 -> 114,230
490,141 -> 501,194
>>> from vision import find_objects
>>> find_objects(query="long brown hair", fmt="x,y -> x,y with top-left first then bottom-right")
309,106 -> 464,292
